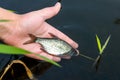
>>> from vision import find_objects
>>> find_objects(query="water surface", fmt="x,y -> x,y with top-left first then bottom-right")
0,0 -> 120,80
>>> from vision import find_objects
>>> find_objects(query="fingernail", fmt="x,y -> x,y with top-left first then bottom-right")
55,2 -> 61,6
53,57 -> 61,62
55,2 -> 62,10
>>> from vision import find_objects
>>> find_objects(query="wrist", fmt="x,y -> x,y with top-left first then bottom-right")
0,7 -> 20,41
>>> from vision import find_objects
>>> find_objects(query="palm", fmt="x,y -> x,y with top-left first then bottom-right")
3,3 -> 78,61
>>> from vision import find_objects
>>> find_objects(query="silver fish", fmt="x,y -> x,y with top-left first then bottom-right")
24,33 -> 79,57
35,38 -> 79,57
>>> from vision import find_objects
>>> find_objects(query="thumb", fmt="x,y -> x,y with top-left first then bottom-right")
36,2 -> 61,20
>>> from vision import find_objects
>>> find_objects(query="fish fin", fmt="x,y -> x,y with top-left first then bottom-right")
28,34 -> 37,40
23,34 -> 37,44
40,47 -> 48,54
48,33 -> 59,39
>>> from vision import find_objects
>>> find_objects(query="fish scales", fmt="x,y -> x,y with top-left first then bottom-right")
35,38 -> 77,57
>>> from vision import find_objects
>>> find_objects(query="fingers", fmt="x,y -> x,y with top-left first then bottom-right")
19,43 -> 61,62
42,22 -> 79,49
34,2 -> 61,20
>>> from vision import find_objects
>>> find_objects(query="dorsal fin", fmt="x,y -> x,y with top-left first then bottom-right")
48,32 -> 60,39
23,34 -> 37,44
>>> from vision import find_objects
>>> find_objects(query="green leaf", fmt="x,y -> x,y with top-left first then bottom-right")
100,35 -> 111,55
0,44 -> 61,67
96,35 -> 102,54
79,53 -> 95,61
35,54 -> 62,67
92,55 -> 101,71
7,10 -> 16,13
0,19 -> 11,22
0,44 -> 30,54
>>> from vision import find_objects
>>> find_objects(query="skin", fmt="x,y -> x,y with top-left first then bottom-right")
0,2 -> 78,62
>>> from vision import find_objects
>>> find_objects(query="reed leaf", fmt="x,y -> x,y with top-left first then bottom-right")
96,35 -> 102,53
79,53 -> 95,61
96,35 -> 111,55
100,35 -> 111,55
0,19 -> 11,22
0,44 -> 61,67
35,54 -> 61,67
7,10 -> 16,13
0,44 -> 30,54
0,60 -> 34,80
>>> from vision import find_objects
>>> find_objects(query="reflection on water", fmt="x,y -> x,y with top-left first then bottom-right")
1,0 -> 120,80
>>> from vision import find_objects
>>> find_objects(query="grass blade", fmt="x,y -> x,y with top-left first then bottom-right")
0,19 -> 11,22
92,55 -> 102,71
0,44 -> 30,54
79,53 -> 95,61
100,35 -> 111,55
0,60 -> 34,80
35,54 -> 61,67
7,10 -> 16,13
0,44 -> 61,67
96,35 -> 102,54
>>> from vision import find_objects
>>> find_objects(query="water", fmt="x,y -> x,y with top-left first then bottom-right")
0,0 -> 120,80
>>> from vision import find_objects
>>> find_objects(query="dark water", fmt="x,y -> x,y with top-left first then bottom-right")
0,0 -> 120,80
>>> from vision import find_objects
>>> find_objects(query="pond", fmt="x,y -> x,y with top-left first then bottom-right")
0,0 -> 120,80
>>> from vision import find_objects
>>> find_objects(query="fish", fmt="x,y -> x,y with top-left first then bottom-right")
35,38 -> 79,57
25,33 -> 79,57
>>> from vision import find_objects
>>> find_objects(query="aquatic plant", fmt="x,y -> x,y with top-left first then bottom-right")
78,35 -> 111,71
0,44 -> 61,67
96,35 -> 111,55
0,19 -> 11,22
93,35 -> 111,71
0,60 -> 34,80
79,53 -> 95,61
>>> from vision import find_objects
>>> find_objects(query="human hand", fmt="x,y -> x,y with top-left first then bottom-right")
1,2 -> 78,62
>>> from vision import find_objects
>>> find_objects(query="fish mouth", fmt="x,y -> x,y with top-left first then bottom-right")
57,48 -> 79,58
68,48 -> 79,56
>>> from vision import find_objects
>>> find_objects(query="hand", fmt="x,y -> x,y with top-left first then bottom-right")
2,2 -> 78,62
